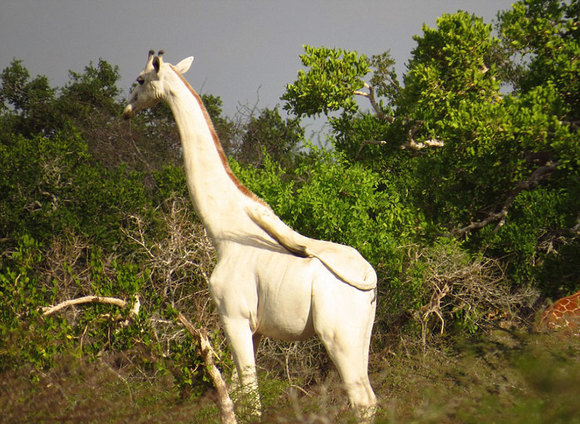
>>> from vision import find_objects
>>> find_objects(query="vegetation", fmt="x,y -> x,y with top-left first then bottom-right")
1,0 -> 578,422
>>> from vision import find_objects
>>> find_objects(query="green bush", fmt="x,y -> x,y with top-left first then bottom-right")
0,235 -> 74,372
0,130 -> 150,248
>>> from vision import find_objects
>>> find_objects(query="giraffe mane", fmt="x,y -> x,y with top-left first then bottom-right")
169,64 -> 267,207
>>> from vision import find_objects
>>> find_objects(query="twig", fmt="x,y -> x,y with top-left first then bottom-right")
102,360 -> 134,403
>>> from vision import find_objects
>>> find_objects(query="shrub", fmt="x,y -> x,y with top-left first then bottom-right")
0,130 -> 150,248
405,238 -> 538,344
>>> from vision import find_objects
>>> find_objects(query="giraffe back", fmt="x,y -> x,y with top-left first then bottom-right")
538,290 -> 580,333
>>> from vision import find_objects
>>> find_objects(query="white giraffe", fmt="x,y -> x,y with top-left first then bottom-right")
123,51 -> 377,418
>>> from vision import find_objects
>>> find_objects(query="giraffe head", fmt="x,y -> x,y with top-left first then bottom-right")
123,50 -> 194,119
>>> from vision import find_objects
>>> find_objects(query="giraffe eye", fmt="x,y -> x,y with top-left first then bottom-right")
137,76 -> 145,86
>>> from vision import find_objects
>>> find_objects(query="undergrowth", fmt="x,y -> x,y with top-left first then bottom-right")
1,330 -> 578,423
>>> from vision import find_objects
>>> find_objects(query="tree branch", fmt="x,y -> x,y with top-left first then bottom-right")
452,161 -> 559,237
354,82 -> 395,122
177,313 -> 237,424
403,138 -> 445,150
355,139 -> 389,160
42,295 -> 140,317
401,120 -> 445,150
354,82 -> 447,151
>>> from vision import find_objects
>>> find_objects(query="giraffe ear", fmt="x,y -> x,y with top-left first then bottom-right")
175,57 -> 194,74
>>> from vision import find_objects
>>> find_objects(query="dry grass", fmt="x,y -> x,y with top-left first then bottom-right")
0,355 -> 218,424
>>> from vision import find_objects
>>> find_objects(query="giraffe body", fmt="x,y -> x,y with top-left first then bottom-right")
123,51 -> 377,419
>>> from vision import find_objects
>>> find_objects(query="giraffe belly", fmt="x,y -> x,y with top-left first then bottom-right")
253,251 -> 316,341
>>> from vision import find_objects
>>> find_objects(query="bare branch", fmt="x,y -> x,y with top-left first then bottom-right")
352,90 -> 368,97
412,245 -> 538,346
452,161 -> 559,237
42,294 -> 140,327
356,139 -> 387,157
417,280 -> 450,348
177,312 -> 237,424
42,295 -> 135,316
42,292 -> 236,423
354,82 -> 395,123
400,120 -> 445,150
403,138 -> 445,150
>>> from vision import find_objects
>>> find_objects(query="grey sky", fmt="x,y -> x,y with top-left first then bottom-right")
1,0 -> 515,120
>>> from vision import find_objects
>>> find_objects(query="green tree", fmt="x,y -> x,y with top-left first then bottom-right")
59,58 -> 121,119
236,106 -> 303,167
0,59 -> 57,137
0,129 -> 149,247
282,45 -> 371,118
232,147 -> 422,279
282,45 -> 402,164
281,5 -> 579,295
499,0 -> 580,122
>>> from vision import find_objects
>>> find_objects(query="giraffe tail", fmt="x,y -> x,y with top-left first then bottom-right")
245,205 -> 377,291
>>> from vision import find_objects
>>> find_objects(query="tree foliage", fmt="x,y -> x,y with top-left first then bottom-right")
282,45 -> 370,117
499,0 -> 580,121
0,59 -> 57,137
281,1 -> 579,298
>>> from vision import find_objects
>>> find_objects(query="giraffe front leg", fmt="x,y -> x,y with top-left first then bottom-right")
229,333 -> 262,392
222,318 -> 262,419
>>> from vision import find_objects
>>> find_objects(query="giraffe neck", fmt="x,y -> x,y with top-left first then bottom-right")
163,66 -> 261,247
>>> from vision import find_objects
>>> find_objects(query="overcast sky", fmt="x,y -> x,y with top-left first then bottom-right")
1,0 -> 515,122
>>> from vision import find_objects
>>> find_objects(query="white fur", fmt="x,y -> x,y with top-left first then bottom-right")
124,53 -> 377,418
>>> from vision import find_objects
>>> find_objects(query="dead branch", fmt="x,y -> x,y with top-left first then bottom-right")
403,138 -> 445,150
354,82 -> 447,152
360,140 -> 388,147
401,120 -> 445,150
41,294 -> 140,319
42,292 -> 235,423
354,82 -> 395,123
123,199 -> 215,302
412,243 -> 538,345
177,312 -> 237,424
452,161 -> 560,237
417,280 -> 450,348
